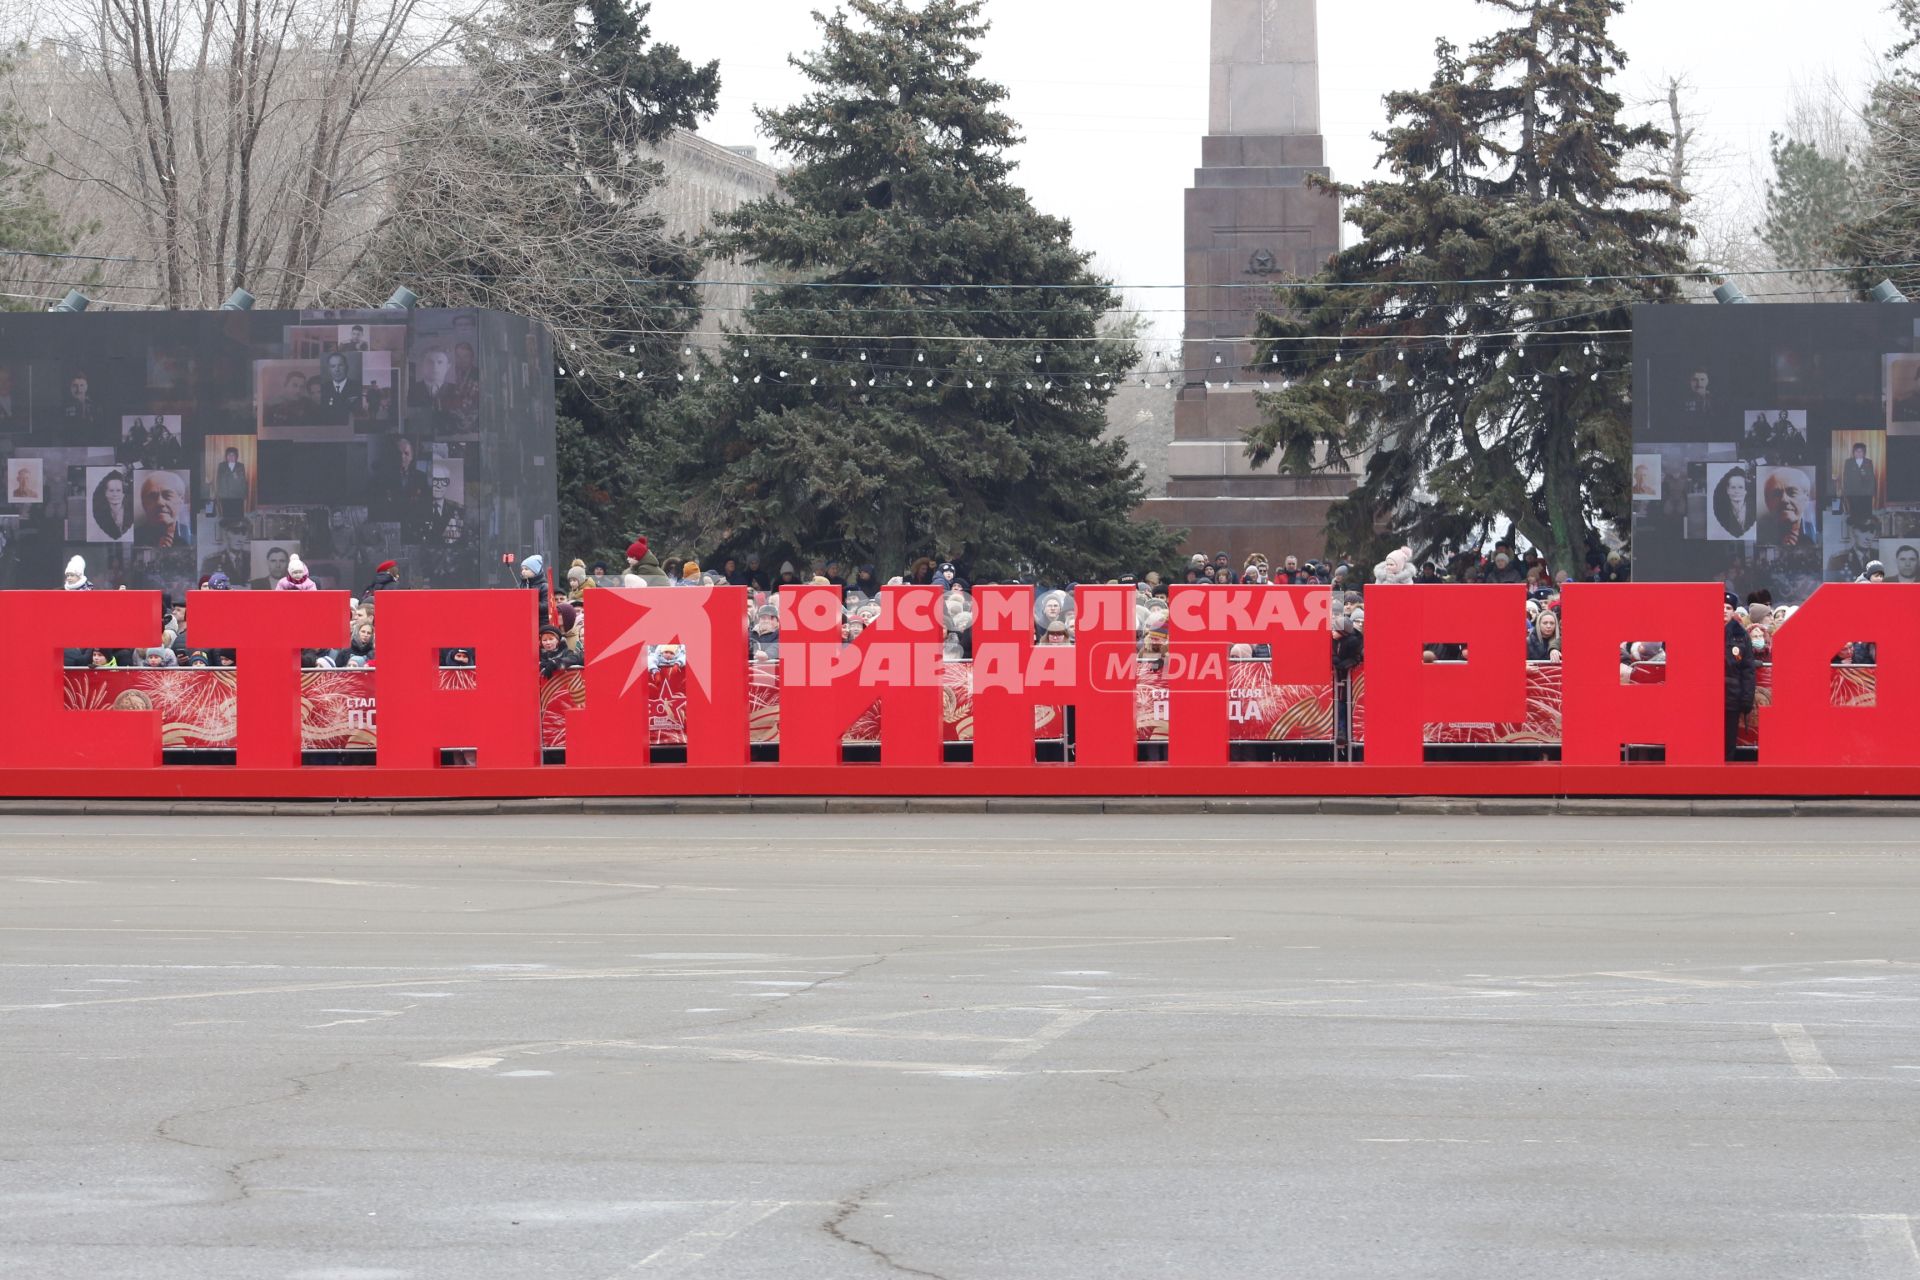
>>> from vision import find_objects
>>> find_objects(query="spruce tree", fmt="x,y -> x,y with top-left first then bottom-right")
681,0 -> 1178,582
1759,133 -> 1858,279
1838,4 -> 1920,297
0,53 -> 94,308
1246,0 -> 1685,574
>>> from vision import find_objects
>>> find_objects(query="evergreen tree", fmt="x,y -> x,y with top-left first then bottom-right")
680,0 -> 1178,582
1838,2 -> 1920,297
1759,133 -> 1857,280
1246,0 -> 1685,574
0,54 -> 94,308
356,0 -> 718,562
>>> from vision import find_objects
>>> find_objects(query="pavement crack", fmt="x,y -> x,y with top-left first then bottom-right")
821,1170 -> 953,1280
691,953 -> 892,1032
151,1056 -> 381,1207
1101,1057 -> 1172,1121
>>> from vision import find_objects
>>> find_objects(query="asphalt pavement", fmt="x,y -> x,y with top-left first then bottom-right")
4,814 -> 1920,1279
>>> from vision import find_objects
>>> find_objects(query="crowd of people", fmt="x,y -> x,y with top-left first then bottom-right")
529,538 -> 1640,670
53,529 -> 1880,729
58,551 -> 390,670
56,528 -> 1899,764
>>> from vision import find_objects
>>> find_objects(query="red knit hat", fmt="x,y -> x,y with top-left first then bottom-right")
626,538 -> 648,562
376,560 -> 397,574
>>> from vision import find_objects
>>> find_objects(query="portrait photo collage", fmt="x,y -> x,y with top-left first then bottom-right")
0,306 -> 556,599
1630,303 -> 1920,604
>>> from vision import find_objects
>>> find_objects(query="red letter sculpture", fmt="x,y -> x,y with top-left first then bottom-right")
972,584 -> 1139,768
376,590 -> 541,768
1363,584 -> 1527,766
1760,583 -> 1920,766
568,586 -> 749,768
1559,583 -> 1722,766
0,590 -> 161,769
779,584 -> 944,766
1166,584 -> 1330,766
191,589 -> 349,768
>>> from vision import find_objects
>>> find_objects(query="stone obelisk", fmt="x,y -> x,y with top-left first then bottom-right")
1141,0 -> 1348,567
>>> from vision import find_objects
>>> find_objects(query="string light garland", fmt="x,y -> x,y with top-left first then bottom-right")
0,251 -> 1854,405
558,334 -> 1641,389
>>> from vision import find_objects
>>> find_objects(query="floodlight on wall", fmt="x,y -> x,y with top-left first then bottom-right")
1712,283 -> 1751,305
220,288 -> 255,311
1871,279 -> 1910,304
48,290 -> 90,313
381,286 -> 419,311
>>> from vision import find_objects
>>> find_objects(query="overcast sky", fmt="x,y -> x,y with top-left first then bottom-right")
648,0 -> 1902,341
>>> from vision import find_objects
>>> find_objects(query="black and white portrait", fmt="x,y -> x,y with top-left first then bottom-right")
1706,463 -> 1755,542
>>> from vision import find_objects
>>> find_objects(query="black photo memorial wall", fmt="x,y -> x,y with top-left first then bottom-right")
0,306 -> 555,596
1632,302 -> 1920,602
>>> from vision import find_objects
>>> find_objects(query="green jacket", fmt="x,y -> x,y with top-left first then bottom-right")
625,550 -> 671,586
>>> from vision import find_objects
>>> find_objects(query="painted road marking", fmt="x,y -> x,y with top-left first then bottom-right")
1595,971 -> 1758,988
1857,1215 -> 1920,1278
262,877 -> 410,888
420,1055 -> 503,1070
617,1200 -> 791,1275
991,1008 -> 1100,1062
1773,1023 -> 1838,1079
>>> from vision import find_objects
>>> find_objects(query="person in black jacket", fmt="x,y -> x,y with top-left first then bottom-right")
332,622 -> 376,669
1724,590 -> 1755,761
538,625 -> 580,678
1332,608 -> 1364,749
517,553 -> 552,620
1525,609 -> 1562,662
365,559 -> 399,597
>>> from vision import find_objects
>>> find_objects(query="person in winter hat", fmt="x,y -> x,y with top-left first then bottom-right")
566,559 -> 588,600
518,553 -> 553,617
1373,546 -> 1416,585
366,560 -> 399,595
201,573 -> 238,664
60,555 -> 95,666
276,554 -> 317,590
622,537 -> 670,586
1723,589 -> 1756,761
537,624 -> 580,678
1332,604 -> 1364,746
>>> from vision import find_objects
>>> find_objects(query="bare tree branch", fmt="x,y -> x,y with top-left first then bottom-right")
0,0 -> 473,308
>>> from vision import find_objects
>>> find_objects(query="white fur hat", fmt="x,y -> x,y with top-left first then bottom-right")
287,554 -> 308,579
